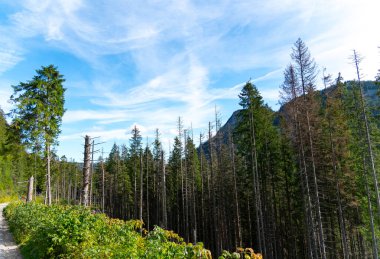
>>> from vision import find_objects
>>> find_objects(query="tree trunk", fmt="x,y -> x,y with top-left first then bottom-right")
27,176 -> 34,203
46,144 -> 52,206
161,151 -> 167,228
191,141 -> 197,244
184,131 -> 189,241
34,152 -> 37,201
296,113 -> 317,259
363,157 -> 379,259
209,122 -> 218,254
305,108 -> 327,259
146,146 -> 150,230
247,193 -> 253,246
89,140 -> 95,207
74,168 -> 78,204
134,155 -> 138,219
199,134 -> 206,244
140,151 -> 143,222
82,135 -> 91,206
249,111 -> 263,254
323,75 -> 350,259
229,131 -> 242,247
353,50 -> 380,217
101,159 -> 105,213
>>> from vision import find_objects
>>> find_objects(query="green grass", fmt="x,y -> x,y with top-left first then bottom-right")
0,195 -> 19,203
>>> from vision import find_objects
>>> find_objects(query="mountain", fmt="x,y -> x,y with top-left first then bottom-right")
347,80 -> 379,117
198,109 -> 241,157
200,80 -> 379,152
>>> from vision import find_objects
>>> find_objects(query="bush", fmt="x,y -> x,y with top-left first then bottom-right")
218,248 -> 262,259
4,202 -> 211,258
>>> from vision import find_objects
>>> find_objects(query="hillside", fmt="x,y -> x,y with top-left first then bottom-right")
201,80 -> 379,150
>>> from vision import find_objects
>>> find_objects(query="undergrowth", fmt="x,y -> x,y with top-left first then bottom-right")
0,195 -> 19,203
4,202 -> 262,258
3,202 -> 211,258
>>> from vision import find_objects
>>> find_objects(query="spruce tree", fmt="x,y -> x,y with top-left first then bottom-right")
236,81 -> 266,255
130,126 -> 142,218
10,65 -> 66,205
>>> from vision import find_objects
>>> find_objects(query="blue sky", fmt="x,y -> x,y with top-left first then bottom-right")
0,0 -> 379,161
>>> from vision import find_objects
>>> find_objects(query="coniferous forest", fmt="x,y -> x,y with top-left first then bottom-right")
1,39 -> 380,258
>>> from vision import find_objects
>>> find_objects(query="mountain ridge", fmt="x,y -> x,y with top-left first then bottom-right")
200,80 -> 379,152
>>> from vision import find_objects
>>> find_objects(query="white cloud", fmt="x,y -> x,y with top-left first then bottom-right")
63,109 -> 129,123
0,91 -> 12,114
90,55 -> 212,110
0,25 -> 24,74
2,0 -> 380,161
0,50 -> 23,74
4,0 -> 380,78
0,80 -> 14,114
60,128 -> 128,141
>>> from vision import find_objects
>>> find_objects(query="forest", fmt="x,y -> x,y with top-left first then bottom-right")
1,38 -> 380,258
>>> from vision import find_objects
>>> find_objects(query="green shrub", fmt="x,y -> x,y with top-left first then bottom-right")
4,202 -> 211,258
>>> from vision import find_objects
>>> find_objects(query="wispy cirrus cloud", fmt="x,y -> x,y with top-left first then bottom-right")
1,0 -> 380,161
1,1 -> 319,71
0,25 -> 24,74
0,49 -> 23,74
3,0 -> 380,75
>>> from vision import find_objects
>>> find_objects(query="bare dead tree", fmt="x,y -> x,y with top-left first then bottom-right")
352,50 -> 380,217
82,135 -> 91,206
161,150 -> 167,228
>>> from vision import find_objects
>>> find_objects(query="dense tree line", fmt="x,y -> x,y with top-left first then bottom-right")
0,107 -> 81,202
88,39 -> 379,258
1,40 -> 379,258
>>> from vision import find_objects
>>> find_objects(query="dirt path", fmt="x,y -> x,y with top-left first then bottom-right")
0,203 -> 22,259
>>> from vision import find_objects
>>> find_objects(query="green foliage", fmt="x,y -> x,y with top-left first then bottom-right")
143,227 -> 209,258
0,195 -> 18,203
130,126 -> 143,157
0,108 -> 45,199
10,64 -> 66,147
7,65 -> 66,205
0,108 -> 7,152
4,202 -> 211,258
0,155 -> 14,196
235,81 -> 266,155
218,248 -> 262,259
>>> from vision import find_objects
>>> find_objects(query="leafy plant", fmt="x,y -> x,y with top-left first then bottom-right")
4,202 -> 211,258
